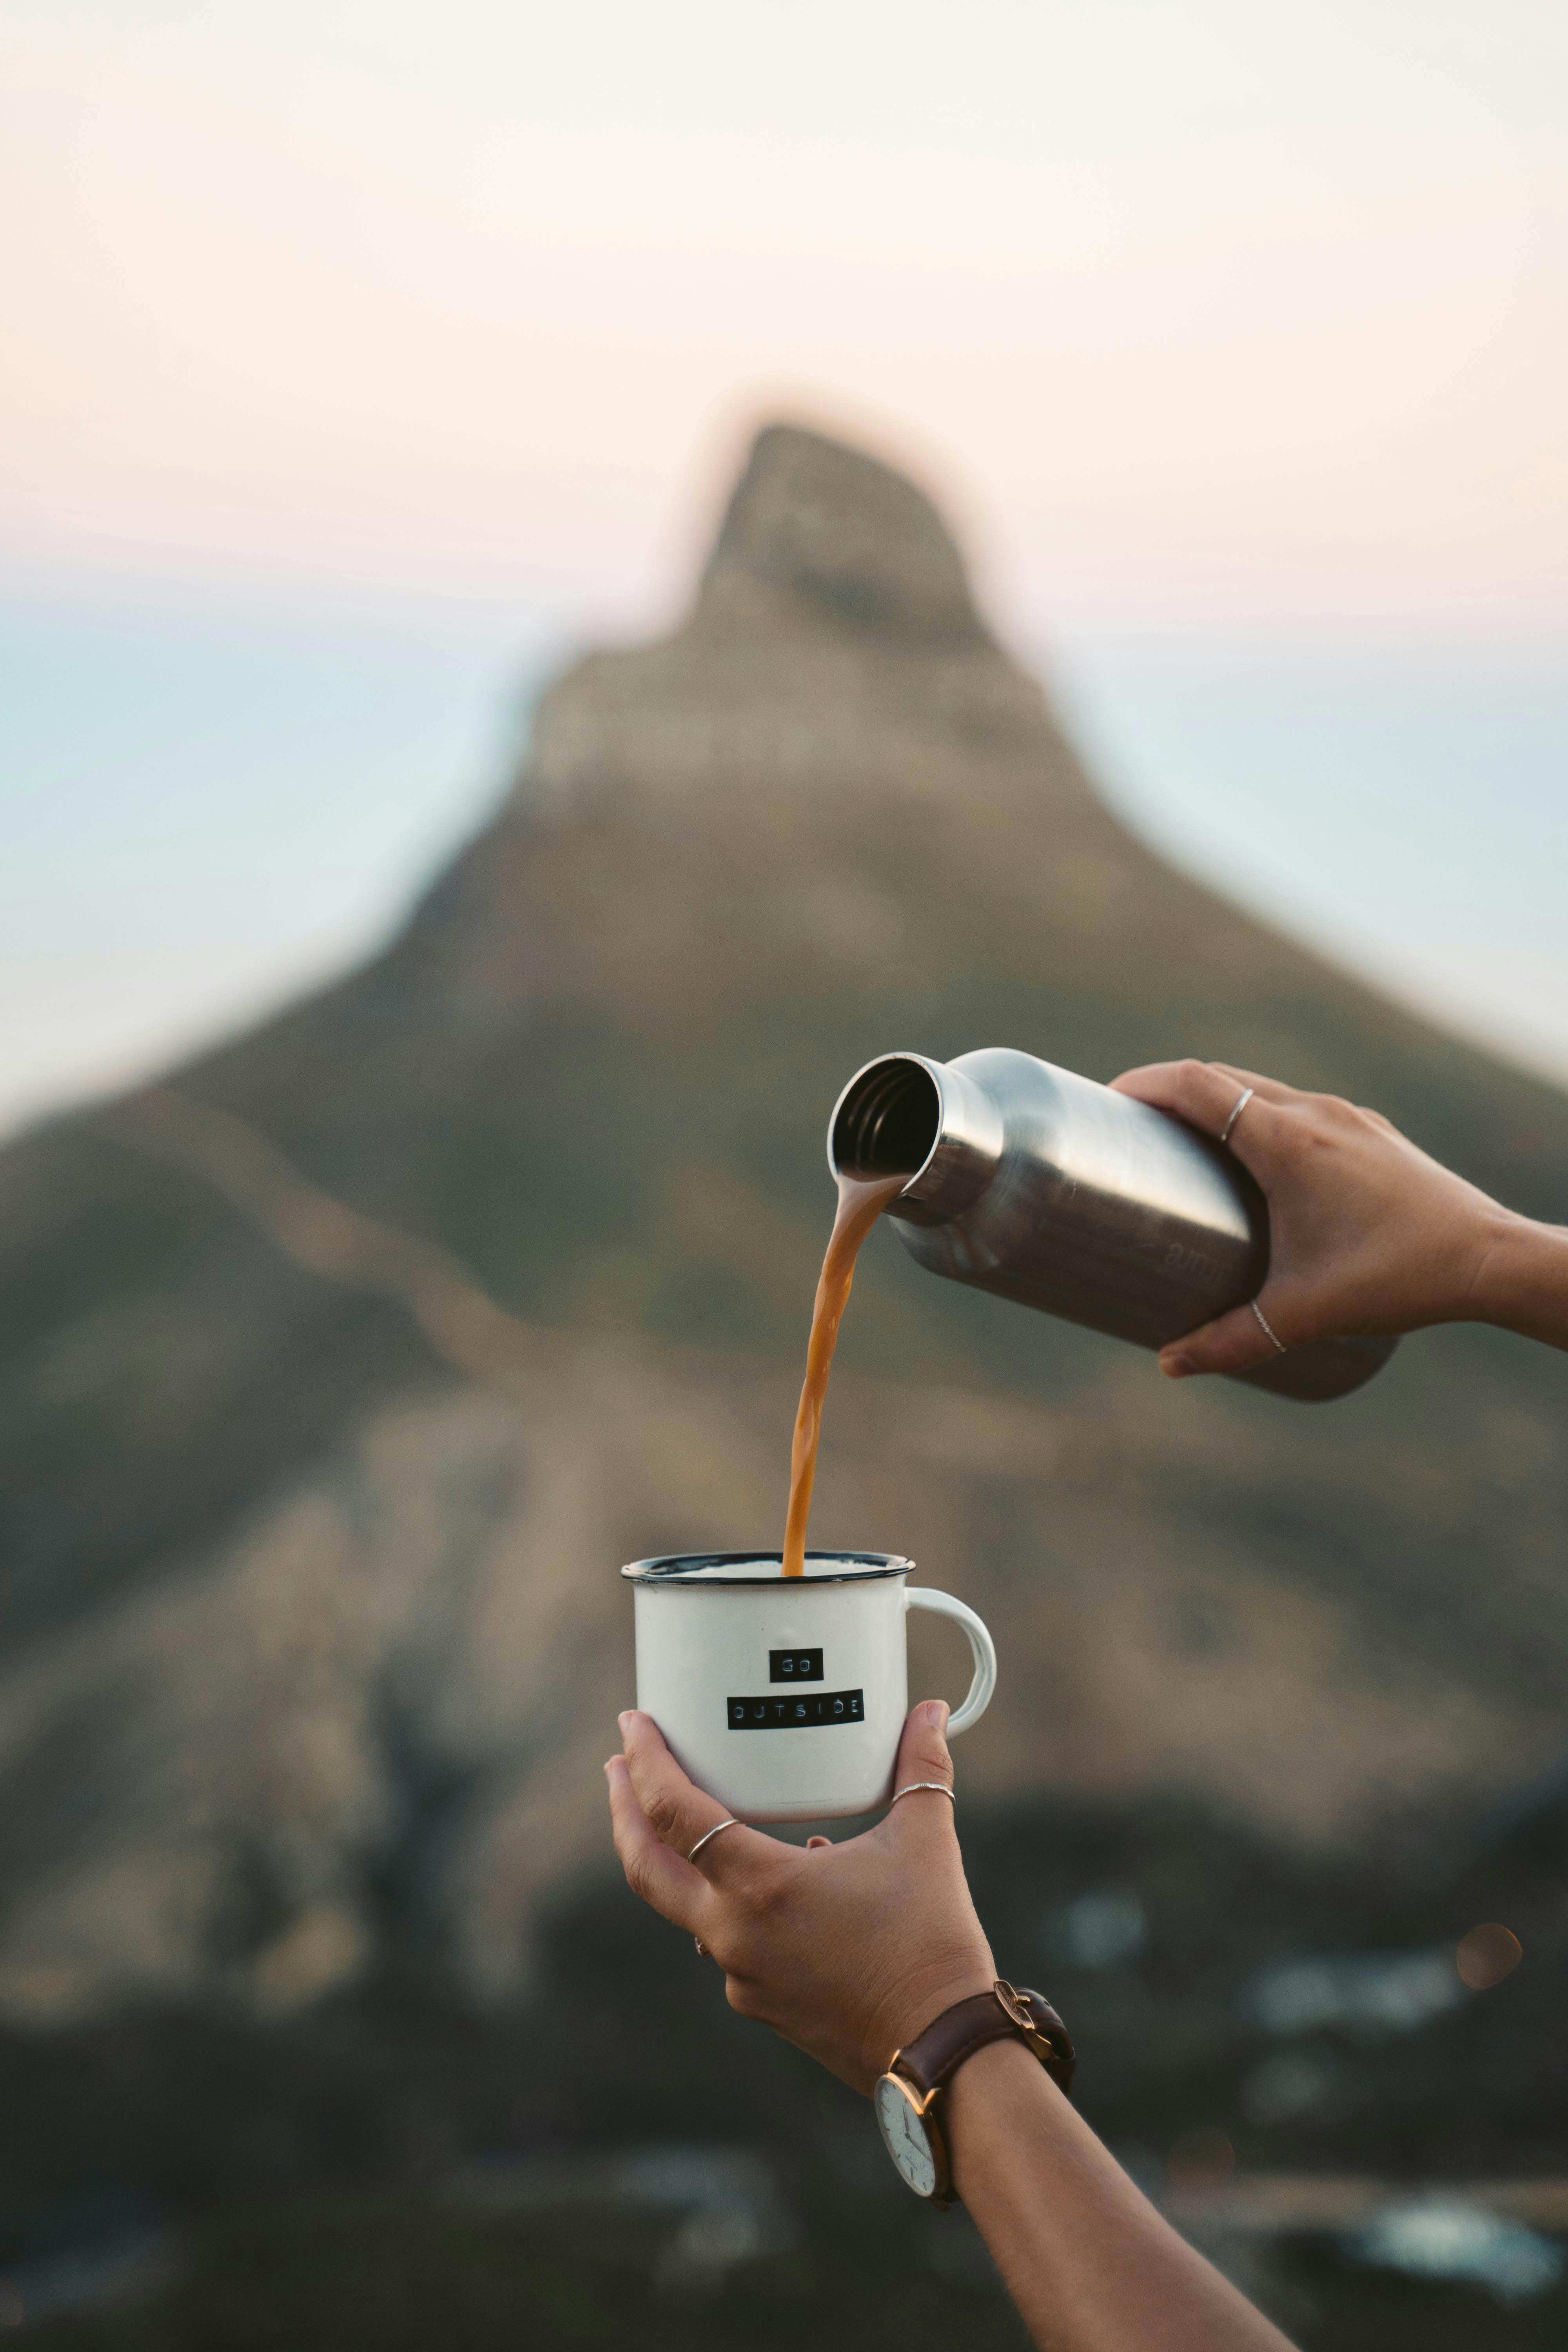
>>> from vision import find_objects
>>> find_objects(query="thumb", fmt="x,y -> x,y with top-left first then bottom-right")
888,1699 -> 955,1812
1160,1299 -> 1282,1380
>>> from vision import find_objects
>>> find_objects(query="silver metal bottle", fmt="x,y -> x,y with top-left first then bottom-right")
827,1047 -> 1397,1403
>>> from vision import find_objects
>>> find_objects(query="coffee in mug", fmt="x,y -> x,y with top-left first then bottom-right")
622,1550 -> 996,1822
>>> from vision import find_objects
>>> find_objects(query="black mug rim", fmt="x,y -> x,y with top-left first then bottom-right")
620,1549 -> 914,1587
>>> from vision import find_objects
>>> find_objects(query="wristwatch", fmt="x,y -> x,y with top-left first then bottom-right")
873,1978 -> 1074,2207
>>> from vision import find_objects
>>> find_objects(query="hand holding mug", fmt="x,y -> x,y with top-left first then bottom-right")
606,1701 -> 995,2092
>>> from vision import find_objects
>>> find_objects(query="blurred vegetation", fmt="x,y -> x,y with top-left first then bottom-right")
5,1773 -> 1568,2344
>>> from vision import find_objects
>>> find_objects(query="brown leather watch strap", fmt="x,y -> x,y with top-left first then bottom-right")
892,1979 -> 1075,2104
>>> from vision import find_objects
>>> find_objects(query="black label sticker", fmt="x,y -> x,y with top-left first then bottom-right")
727,1690 -> 864,1730
769,1648 -> 824,1683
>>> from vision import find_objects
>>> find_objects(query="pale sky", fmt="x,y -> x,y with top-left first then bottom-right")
5,0 -> 1566,646
2,0 -> 1565,1136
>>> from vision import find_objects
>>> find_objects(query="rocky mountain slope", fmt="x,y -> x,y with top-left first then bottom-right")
3,422 -> 1567,2033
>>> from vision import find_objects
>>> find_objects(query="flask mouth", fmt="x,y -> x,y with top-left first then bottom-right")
831,1056 -> 941,1178
828,1053 -> 1002,1224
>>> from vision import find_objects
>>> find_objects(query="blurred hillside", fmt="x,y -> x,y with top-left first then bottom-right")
4,423 -> 1568,2038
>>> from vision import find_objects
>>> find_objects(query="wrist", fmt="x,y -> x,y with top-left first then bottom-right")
947,2031 -> 1065,2143
1466,1212 -> 1568,1340
863,1958 -> 998,2081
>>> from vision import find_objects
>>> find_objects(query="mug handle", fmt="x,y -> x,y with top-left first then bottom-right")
904,1588 -> 997,1737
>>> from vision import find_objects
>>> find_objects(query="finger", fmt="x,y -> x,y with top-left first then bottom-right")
1109,1058 -> 1252,1135
618,1711 -> 770,1879
884,1701 -> 957,1831
805,1835 -> 831,1850
1201,1062 -> 1302,1108
1159,1300 -> 1283,1380
1110,1059 -> 1297,1131
605,1756 -> 706,1930
1109,1061 -> 1299,1183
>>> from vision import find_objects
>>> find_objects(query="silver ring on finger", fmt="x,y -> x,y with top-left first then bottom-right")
687,1817 -> 742,1863
1219,1086 -> 1254,1146
694,1936 -> 709,1956
891,1782 -> 955,1805
1250,1299 -> 1287,1354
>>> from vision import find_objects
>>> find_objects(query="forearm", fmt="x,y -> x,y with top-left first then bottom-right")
949,2042 -> 1296,2352
610,1713 -> 1298,2345
1471,1214 -> 1568,1351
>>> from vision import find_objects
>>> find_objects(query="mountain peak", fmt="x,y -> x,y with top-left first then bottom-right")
697,422 -> 988,645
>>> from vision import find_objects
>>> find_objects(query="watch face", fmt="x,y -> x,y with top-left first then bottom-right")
873,2074 -> 940,2199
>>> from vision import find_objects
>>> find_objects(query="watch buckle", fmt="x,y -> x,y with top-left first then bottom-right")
994,1978 -> 1053,2064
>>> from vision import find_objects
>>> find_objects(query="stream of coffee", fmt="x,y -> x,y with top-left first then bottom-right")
782,1171 -> 910,1576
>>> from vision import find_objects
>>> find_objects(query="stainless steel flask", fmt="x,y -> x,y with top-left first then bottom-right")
827,1048 -> 1397,1403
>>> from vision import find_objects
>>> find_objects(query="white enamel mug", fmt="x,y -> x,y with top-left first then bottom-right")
621,1551 -> 997,1823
